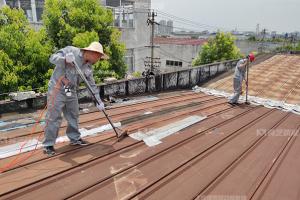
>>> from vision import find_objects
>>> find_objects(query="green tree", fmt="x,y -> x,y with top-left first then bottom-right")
247,35 -> 257,42
193,32 -> 242,66
43,0 -> 127,79
0,6 -> 53,95
132,71 -> 142,78
275,43 -> 300,52
0,50 -> 18,94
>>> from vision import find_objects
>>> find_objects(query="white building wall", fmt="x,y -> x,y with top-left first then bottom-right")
0,0 -> 6,7
155,44 -> 202,72
105,0 -> 151,73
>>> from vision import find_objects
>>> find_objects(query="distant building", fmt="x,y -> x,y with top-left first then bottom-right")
155,19 -> 173,36
0,0 -> 6,7
154,37 -> 207,72
158,20 -> 166,35
271,31 -> 277,38
172,31 -> 204,39
166,20 -> 173,35
105,0 -> 151,73
2,0 -> 44,30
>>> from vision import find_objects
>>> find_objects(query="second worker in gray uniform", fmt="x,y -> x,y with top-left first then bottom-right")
228,53 -> 255,105
43,41 -> 107,156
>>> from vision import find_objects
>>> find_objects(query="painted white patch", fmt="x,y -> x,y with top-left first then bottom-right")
82,108 -> 89,113
193,87 -> 300,115
0,121 -> 8,127
110,162 -> 134,174
144,111 -> 153,115
111,166 -> 147,200
129,132 -> 148,141
130,116 -> 207,147
0,139 -> 42,159
120,149 -> 144,159
0,122 -> 122,159
143,137 -> 162,147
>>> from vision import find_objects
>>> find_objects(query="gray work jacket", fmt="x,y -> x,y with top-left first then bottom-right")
48,46 -> 101,101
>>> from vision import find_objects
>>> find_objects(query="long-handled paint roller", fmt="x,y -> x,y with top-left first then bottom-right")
245,62 -> 250,105
72,61 -> 128,142
244,53 -> 256,105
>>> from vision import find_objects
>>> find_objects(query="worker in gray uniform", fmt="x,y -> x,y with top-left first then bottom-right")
228,53 -> 255,105
43,41 -> 108,156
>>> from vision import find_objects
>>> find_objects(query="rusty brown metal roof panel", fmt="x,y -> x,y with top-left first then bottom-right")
204,54 -> 300,105
0,90 -> 299,200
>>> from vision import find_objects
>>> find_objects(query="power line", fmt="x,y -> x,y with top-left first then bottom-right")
155,9 -> 230,31
128,46 -> 150,50
156,13 -> 213,31
158,23 -> 204,33
156,10 -> 259,32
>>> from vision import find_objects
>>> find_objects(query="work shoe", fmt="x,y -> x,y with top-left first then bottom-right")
43,146 -> 56,156
228,102 -> 237,106
70,138 -> 89,146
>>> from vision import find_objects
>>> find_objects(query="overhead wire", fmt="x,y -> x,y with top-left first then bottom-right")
154,9 -> 229,31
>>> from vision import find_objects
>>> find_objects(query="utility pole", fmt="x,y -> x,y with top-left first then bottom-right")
291,33 -> 297,48
256,24 -> 260,37
284,32 -> 288,49
147,10 -> 159,73
259,29 -> 267,53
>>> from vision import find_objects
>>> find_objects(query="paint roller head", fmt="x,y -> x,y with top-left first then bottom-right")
117,129 -> 129,142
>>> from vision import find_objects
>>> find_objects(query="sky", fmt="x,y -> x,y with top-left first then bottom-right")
151,0 -> 300,33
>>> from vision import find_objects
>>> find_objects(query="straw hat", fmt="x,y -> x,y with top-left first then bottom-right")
81,42 -> 109,60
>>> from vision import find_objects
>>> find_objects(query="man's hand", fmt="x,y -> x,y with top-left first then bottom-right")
97,101 -> 105,111
65,52 -> 75,64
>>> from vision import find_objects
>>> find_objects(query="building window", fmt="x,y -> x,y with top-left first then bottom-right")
5,0 -> 19,8
106,0 -> 133,7
6,0 -> 44,22
125,49 -> 134,72
36,0 -> 45,22
106,0 -> 135,29
166,60 -> 183,67
112,6 -> 134,28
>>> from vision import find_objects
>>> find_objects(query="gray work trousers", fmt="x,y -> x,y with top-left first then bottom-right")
43,89 -> 81,147
229,77 -> 243,104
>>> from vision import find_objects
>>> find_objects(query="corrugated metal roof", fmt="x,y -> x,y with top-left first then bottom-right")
0,89 -> 299,200
204,54 -> 300,105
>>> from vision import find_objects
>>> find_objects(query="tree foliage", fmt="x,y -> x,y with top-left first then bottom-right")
193,32 -> 242,66
0,6 -> 53,95
0,1 -> 128,97
275,42 -> 300,52
43,0 -> 127,79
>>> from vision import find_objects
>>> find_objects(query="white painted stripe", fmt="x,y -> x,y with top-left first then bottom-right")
144,111 -> 153,115
0,121 -> 8,127
194,87 -> 300,115
130,116 -> 207,147
0,122 -> 121,159
0,139 -> 42,159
